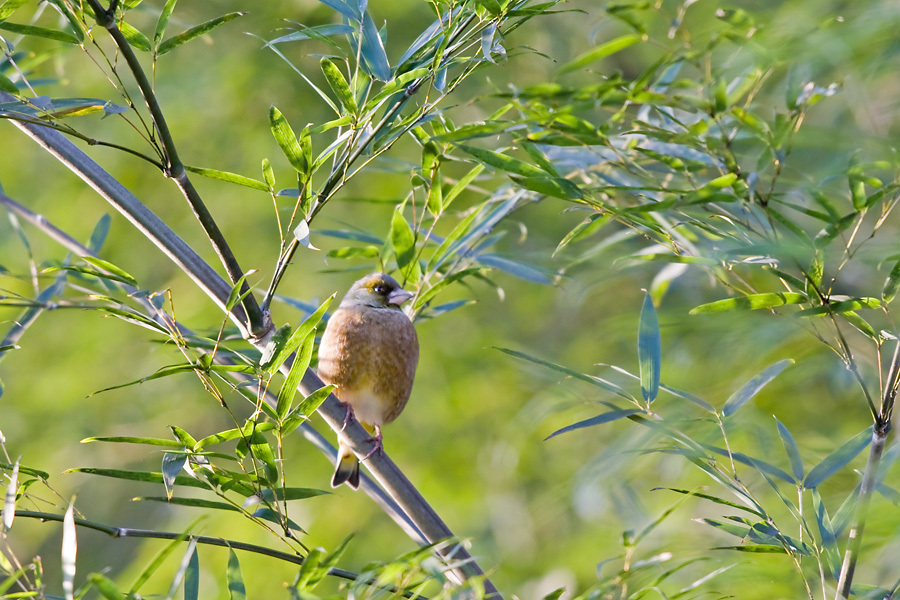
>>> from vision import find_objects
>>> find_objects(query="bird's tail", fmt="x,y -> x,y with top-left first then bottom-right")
331,442 -> 360,489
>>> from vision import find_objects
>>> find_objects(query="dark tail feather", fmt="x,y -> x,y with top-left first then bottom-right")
331,444 -> 360,489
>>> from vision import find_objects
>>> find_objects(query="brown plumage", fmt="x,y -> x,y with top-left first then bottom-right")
317,273 -> 419,489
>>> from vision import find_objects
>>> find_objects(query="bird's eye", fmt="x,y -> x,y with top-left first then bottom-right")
373,284 -> 389,295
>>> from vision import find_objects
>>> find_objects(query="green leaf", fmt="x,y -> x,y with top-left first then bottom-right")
226,549 -> 247,600
269,105 -> 308,175
358,10 -> 390,81
66,468 -> 210,490
195,423 -> 276,448
638,293 -> 661,403
390,206 -> 421,284
0,71 -> 18,95
119,21 -> 151,51
883,258 -> 900,303
690,292 -> 806,314
133,496 -> 240,512
722,359 -> 793,416
775,418 -> 804,481
81,256 -> 138,286
496,347 -> 635,401
154,0 -> 178,47
794,297 -> 881,317
262,294 -> 333,373
82,436 -> 184,448
157,12 -> 246,56
0,0 -> 30,21
276,331 -> 316,420
545,408 -> 642,440
558,34 -> 642,75
326,246 -> 380,259
457,144 -> 547,177
320,58 -> 357,114
161,452 -> 186,500
281,385 -> 334,435
510,175 -> 583,200
805,427 -> 873,488
184,165 -> 268,191
89,573 -> 125,600
87,214 -> 111,254
0,21 -> 80,43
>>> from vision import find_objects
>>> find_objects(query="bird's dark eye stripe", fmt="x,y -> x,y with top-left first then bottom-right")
373,283 -> 389,295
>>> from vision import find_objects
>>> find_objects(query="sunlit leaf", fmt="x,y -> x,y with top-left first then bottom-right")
157,12 -> 246,55
690,293 -> 806,314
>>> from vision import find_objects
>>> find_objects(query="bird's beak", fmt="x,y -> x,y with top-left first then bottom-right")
387,288 -> 413,306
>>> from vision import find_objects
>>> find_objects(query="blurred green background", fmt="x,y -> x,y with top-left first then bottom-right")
2,0 -> 900,598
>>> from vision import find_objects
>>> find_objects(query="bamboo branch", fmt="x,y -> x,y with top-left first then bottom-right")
3,510 -> 421,597
0,164 -> 499,593
84,0 -> 267,338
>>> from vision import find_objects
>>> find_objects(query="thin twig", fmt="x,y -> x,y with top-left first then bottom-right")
4,510 -> 421,598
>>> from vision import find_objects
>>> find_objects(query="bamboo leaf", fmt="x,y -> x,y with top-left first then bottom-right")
722,359 -> 793,416
269,105 -> 308,175
276,331 -> 316,420
775,417 -> 804,481
157,12 -> 246,56
185,166 -> 268,191
690,293 -> 806,314
805,427 -> 873,488
638,293 -> 661,403
545,408 -> 642,440
320,58 -> 357,114
558,34 -> 642,75
226,549 -> 247,600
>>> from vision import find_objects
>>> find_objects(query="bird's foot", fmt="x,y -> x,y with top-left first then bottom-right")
361,428 -> 383,461
338,402 -> 354,431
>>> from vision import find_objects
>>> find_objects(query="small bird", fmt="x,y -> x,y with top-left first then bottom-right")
317,273 -> 419,489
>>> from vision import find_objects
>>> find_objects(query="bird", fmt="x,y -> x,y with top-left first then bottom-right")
317,273 -> 419,489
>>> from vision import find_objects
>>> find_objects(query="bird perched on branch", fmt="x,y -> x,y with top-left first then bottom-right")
317,273 -> 419,489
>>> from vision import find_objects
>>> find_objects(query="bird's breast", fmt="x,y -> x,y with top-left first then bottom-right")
317,304 -> 419,426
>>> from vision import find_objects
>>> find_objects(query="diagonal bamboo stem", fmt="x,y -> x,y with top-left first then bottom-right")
0,125 -> 500,595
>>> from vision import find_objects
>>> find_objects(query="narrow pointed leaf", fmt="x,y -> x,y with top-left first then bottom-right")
805,427 -> 873,488
162,452 -> 187,500
320,58 -> 357,114
638,293 -> 661,403
390,206 -> 420,283
154,0 -> 178,47
167,538 -> 198,600
263,294 -> 333,373
558,34 -> 641,75
226,549 -> 246,600
690,292 -> 806,314
185,166 -> 268,191
722,359 -> 793,416
157,12 -> 246,55
184,544 -> 199,600
269,105 -> 308,175
775,417 -> 804,480
358,11 -> 390,81
276,331 -> 316,420
545,408 -> 642,440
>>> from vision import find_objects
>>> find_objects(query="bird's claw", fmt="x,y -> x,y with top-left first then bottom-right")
339,402 -> 354,431
361,428 -> 383,461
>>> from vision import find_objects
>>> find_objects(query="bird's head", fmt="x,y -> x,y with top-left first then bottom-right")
342,273 -> 413,309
